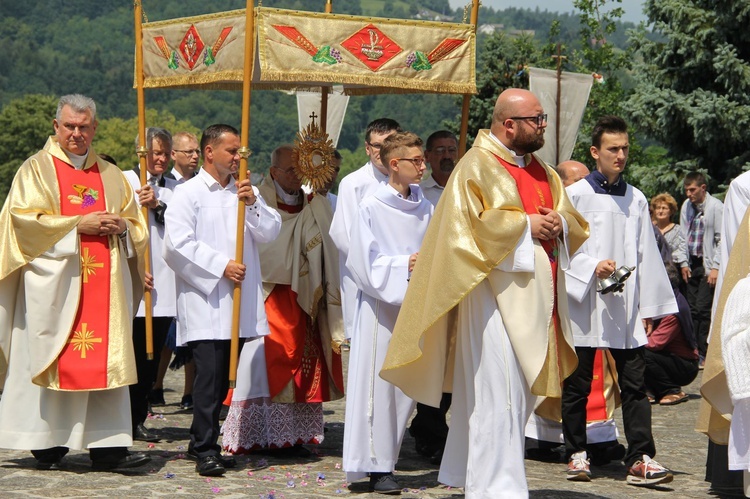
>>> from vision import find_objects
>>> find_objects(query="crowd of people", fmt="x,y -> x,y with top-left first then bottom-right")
0,90 -> 748,498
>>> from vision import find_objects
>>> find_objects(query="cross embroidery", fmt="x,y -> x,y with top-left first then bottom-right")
81,247 -> 104,283
68,323 -> 103,359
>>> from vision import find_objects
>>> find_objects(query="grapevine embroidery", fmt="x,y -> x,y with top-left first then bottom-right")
68,183 -> 99,208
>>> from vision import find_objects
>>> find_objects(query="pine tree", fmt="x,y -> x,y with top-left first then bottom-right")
626,0 -> 750,190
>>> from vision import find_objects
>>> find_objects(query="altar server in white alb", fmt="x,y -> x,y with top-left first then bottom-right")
343,131 -> 433,494
563,115 -> 678,487
163,124 -> 281,477
123,127 -> 178,443
329,118 -> 401,339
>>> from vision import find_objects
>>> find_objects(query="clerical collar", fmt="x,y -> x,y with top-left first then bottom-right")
585,170 -> 627,196
66,150 -> 88,170
273,179 -> 301,205
488,132 -> 526,167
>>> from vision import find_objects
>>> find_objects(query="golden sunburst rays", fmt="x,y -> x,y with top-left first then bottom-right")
293,115 -> 336,192
81,247 -> 104,284
68,323 -> 103,359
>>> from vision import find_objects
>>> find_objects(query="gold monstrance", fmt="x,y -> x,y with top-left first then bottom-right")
293,113 -> 335,192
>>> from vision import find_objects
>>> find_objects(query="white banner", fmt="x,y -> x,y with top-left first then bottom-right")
529,67 -> 593,166
296,86 -> 349,148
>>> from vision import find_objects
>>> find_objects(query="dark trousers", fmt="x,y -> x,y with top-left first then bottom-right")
188,339 -> 236,459
410,393 -> 452,449
686,260 -> 715,358
644,349 -> 699,399
562,346 -> 655,467
129,316 -> 171,428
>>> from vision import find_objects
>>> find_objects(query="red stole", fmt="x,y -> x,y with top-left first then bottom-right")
496,155 -> 564,379
53,158 -> 111,390
494,155 -> 557,263
587,350 -> 609,421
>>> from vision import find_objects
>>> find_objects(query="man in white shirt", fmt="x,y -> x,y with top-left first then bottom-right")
163,124 -> 281,477
419,130 -> 458,208
150,130 -> 200,412
170,131 -> 200,181
329,118 -> 401,340
124,127 -> 177,443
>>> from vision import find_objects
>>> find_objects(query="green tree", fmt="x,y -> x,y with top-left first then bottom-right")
625,0 -> 750,192
0,94 -> 58,203
94,109 -> 200,168
564,0 -> 638,169
447,32 -> 546,143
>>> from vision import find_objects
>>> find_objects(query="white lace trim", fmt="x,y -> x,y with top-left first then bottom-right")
221,397 -> 324,453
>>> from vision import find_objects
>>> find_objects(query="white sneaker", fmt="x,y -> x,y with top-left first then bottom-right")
567,451 -> 591,481
626,454 -> 673,487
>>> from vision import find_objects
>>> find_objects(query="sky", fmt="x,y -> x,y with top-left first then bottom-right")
448,0 -> 647,24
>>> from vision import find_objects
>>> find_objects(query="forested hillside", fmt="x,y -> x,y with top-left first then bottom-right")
0,0 -> 638,179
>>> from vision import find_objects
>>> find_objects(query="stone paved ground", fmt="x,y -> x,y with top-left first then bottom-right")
0,355 -> 728,498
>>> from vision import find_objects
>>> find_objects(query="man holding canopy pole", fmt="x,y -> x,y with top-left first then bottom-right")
163,124 -> 281,476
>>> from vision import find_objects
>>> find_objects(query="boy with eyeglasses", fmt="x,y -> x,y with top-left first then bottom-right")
343,131 -> 433,494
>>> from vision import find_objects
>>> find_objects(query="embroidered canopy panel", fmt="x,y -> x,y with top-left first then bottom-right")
139,7 -> 476,95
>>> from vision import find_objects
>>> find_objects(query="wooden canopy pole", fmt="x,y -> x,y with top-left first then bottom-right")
229,0 -> 257,388
319,0 -> 333,133
552,43 -> 565,166
457,0 -> 480,157
133,0 -> 154,360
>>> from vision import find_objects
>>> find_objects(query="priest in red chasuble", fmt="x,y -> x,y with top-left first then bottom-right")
0,94 -> 150,471
222,144 -> 344,456
381,89 -> 589,497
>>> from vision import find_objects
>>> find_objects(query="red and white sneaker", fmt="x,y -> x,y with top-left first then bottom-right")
567,451 -> 591,481
626,455 -> 673,487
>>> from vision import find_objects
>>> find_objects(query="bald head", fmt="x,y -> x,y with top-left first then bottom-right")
490,88 -> 546,155
556,160 -> 590,187
491,89 -> 540,126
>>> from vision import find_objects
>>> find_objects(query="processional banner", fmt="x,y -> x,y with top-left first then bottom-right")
529,67 -> 593,166
139,7 -> 476,95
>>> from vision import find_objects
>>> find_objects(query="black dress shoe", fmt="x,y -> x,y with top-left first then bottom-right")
179,394 -> 194,410
369,472 -> 402,494
148,388 -> 166,406
133,424 -> 160,442
196,456 -> 225,476
92,451 -> 151,470
187,449 -> 236,469
34,446 -> 68,470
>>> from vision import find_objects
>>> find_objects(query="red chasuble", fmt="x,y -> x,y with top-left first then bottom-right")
263,201 -> 343,403
53,158 -> 111,390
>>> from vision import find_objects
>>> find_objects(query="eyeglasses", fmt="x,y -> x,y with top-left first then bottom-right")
431,146 -> 458,155
395,157 -> 426,167
510,114 -> 548,127
174,149 -> 201,156
367,141 -> 384,150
